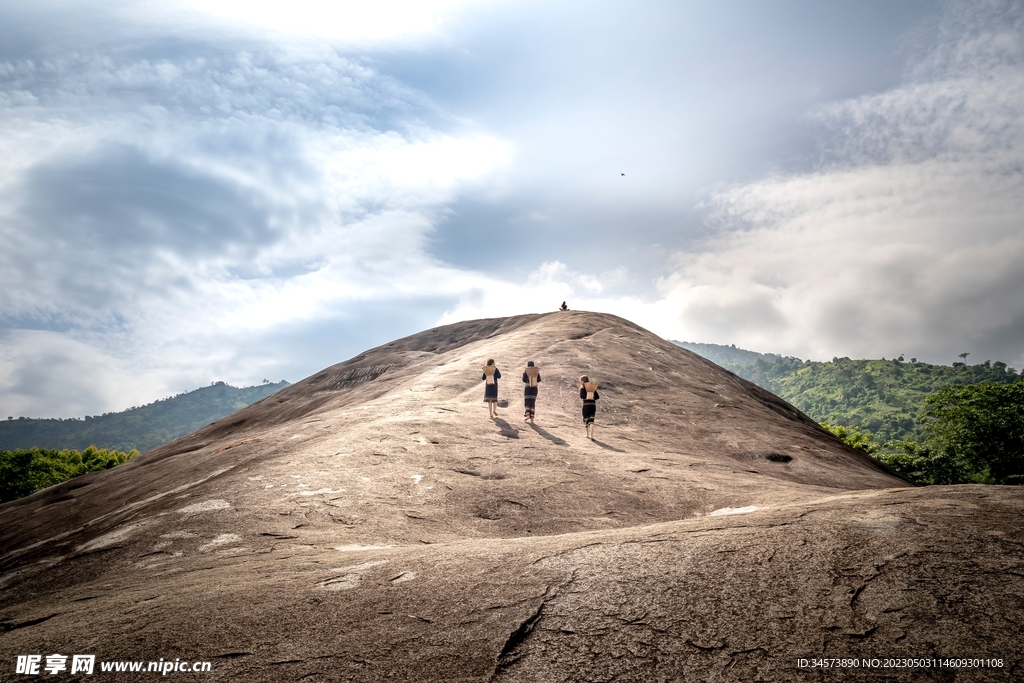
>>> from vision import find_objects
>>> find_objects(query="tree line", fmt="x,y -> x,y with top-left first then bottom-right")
0,446 -> 139,503
824,379 -> 1024,485
675,341 -> 1023,486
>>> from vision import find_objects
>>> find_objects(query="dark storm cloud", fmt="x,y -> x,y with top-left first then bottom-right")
0,138 -> 329,324
20,144 -> 279,255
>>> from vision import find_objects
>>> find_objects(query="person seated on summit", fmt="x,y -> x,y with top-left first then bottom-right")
522,361 -> 541,424
481,359 -> 501,418
578,375 -> 599,440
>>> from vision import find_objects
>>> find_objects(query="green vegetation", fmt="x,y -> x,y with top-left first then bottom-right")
922,381 -> 1024,484
0,446 -> 139,503
823,381 -> 1024,486
675,342 -> 1019,443
1,380 -> 289,454
820,423 -> 877,455
677,341 -> 1024,486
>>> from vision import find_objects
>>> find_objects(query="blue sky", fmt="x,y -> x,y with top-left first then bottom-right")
1,0 -> 1022,417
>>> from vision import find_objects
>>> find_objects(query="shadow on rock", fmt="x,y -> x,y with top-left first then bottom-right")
529,423 -> 567,446
592,439 -> 626,453
492,417 -> 520,439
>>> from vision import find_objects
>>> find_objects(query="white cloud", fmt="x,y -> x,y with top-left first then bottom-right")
132,0 -> 484,47
0,44 -> 513,416
652,0 -> 1024,366
3,0 -> 1022,421
437,261 -> 658,327
429,1 -> 1024,371
0,331 -> 164,418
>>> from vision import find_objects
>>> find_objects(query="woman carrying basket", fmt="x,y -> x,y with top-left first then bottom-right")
522,361 -> 541,423
579,375 -> 599,440
482,359 -> 501,418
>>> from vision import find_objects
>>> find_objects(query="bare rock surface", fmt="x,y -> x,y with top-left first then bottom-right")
1,311 -> 1021,681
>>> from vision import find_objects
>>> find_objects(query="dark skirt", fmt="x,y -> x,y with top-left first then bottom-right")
484,383 -> 498,402
582,403 -> 596,425
524,396 -> 536,416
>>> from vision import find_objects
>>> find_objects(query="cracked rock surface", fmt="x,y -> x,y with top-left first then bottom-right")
1,312 -> 1021,681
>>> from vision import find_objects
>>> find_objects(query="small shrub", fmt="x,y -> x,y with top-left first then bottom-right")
821,422 -> 878,455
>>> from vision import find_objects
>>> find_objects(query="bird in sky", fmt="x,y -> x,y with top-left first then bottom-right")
621,173 -> 625,176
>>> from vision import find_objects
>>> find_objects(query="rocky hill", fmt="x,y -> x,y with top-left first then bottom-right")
1,312 -> 1020,682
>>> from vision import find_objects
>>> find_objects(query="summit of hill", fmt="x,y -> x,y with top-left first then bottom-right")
1,311 -> 1021,682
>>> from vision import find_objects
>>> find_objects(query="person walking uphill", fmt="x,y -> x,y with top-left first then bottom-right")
482,359 -> 501,418
522,361 -> 541,423
579,375 -> 599,440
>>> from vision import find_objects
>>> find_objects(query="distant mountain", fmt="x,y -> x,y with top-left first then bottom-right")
670,341 -> 798,368
673,341 -> 1020,442
0,380 -> 290,453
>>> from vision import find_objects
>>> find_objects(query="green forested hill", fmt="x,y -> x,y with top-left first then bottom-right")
0,381 -> 289,454
673,342 -> 1020,443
